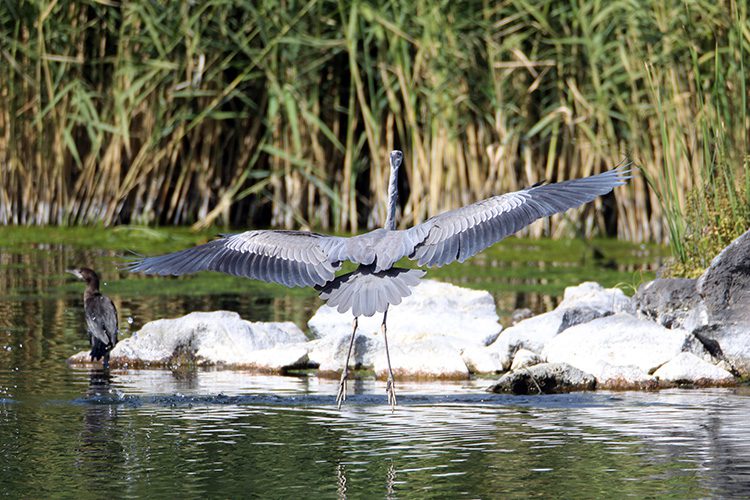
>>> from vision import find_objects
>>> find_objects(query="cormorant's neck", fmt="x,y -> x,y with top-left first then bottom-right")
84,279 -> 100,299
384,167 -> 399,231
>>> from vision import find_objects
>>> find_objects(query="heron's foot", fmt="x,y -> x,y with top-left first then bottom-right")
336,370 -> 349,409
386,376 -> 397,412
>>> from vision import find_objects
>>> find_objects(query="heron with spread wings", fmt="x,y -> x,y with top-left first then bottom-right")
128,151 -> 630,409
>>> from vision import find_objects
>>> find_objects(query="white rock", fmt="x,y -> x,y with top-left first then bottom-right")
558,281 -> 630,311
488,282 -> 629,369
308,279 -> 502,346
486,310 -> 562,369
584,361 -> 654,388
307,332 -> 383,373
71,311 -> 308,370
374,336 -> 470,379
653,352 -> 735,383
460,345 -> 502,373
542,313 -> 705,382
510,348 -> 545,370
238,345 -> 310,371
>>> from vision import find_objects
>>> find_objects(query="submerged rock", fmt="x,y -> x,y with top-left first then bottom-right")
68,311 -> 309,372
487,363 -> 596,394
653,352 -> 735,386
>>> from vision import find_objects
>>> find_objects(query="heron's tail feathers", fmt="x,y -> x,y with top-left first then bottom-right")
317,266 -> 425,317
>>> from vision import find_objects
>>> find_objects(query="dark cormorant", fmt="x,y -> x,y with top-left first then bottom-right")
68,268 -> 119,368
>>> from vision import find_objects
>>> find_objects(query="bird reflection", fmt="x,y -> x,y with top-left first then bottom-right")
86,368 -> 113,398
386,463 -> 396,499
335,461 -> 397,499
336,463 -> 347,499
77,369 -> 121,482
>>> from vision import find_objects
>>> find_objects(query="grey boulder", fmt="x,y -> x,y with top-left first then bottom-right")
632,278 -> 706,331
695,229 -> 750,374
487,362 -> 596,394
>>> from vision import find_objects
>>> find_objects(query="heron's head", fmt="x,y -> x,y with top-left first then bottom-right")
66,267 -> 99,283
389,150 -> 403,171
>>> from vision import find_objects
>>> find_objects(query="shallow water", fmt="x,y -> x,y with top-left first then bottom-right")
4,371 -> 750,498
5,228 -> 750,497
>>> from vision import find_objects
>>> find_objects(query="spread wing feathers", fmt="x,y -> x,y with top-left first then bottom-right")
317,266 -> 426,317
410,165 -> 631,267
85,295 -> 118,348
126,230 -> 346,288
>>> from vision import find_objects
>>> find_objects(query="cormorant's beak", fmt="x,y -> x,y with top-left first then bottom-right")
66,269 -> 83,280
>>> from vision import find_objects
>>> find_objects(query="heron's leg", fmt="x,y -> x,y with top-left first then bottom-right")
336,316 -> 358,409
103,352 -> 110,370
381,306 -> 397,411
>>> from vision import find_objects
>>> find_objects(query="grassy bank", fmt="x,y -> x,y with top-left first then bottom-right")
1,1 -> 748,270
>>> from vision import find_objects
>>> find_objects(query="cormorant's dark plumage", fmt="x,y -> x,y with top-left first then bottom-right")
68,268 -> 119,368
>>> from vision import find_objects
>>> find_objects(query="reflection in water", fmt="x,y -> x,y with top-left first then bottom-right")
76,370 -> 121,495
2,367 -> 750,497
336,463 -> 346,499
337,455 -> 395,499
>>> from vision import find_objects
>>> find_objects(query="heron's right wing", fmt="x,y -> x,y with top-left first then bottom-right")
126,230 -> 349,288
408,164 -> 631,267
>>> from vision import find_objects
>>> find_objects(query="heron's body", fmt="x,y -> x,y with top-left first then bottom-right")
129,151 -> 630,407
68,268 -> 119,368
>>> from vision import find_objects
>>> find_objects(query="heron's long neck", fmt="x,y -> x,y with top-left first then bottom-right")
384,167 -> 398,230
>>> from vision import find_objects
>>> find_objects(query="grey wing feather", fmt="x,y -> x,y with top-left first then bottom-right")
85,295 -> 118,347
409,164 -> 631,267
126,230 -> 347,288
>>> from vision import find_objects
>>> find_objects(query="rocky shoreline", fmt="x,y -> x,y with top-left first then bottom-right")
69,229 -> 750,394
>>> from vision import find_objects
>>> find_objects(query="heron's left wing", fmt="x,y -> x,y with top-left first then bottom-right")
126,230 -> 348,288
407,164 -> 631,268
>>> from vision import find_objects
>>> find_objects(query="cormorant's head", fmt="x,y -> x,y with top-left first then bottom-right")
66,267 -> 99,284
389,150 -> 403,171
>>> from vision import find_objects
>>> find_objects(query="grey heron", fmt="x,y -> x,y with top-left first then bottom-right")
68,267 -> 119,369
127,151 -> 630,409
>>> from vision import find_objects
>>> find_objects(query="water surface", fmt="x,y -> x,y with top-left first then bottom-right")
5,228 -> 749,497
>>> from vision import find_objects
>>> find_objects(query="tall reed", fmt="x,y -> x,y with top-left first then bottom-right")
1,0 -> 748,269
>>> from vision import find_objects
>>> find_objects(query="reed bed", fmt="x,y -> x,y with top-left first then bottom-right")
1,1 -> 748,270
